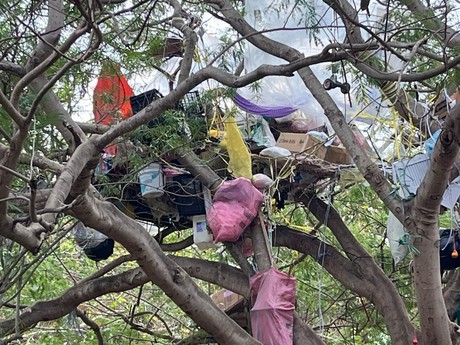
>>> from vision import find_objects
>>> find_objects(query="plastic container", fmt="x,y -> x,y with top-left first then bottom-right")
193,215 -> 214,250
139,163 -> 164,198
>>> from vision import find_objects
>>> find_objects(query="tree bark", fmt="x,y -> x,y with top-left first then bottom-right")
71,191 -> 260,345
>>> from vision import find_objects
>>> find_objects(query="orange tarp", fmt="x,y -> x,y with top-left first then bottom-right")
93,63 -> 134,155
93,63 -> 134,125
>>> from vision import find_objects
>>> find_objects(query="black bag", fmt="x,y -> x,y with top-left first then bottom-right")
439,229 -> 460,271
83,239 -> 115,262
73,222 -> 115,262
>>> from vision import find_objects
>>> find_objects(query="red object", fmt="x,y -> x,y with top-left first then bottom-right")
412,338 -> 418,345
93,63 -> 134,125
93,63 -> 134,155
250,268 -> 296,345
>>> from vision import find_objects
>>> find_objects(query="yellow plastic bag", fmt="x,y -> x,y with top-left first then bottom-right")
222,117 -> 252,179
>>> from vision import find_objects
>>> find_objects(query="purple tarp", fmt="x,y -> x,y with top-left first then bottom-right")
233,93 -> 296,118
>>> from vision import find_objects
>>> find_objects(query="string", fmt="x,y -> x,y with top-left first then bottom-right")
317,172 -> 337,337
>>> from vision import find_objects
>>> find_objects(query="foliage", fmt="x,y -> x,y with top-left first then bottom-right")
1,0 -> 460,344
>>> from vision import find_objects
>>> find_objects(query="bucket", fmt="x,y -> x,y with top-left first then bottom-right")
193,215 -> 214,250
139,163 -> 164,198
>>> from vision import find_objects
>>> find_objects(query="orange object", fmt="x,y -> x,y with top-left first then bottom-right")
93,62 -> 134,155
93,62 -> 134,126
452,249 -> 458,259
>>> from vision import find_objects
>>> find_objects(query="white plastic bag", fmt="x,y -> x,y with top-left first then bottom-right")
386,212 -> 409,264
252,118 -> 276,147
259,147 -> 292,158
251,173 -> 273,190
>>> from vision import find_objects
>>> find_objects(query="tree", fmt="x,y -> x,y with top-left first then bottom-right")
1,0 -> 460,344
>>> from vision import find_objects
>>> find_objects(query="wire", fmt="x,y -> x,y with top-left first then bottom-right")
316,173 -> 337,337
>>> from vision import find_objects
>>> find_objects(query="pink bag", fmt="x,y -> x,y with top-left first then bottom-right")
207,178 -> 264,242
250,268 -> 296,345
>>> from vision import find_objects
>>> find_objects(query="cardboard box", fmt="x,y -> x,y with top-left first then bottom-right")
211,289 -> 243,311
276,133 -> 326,158
325,145 -> 352,164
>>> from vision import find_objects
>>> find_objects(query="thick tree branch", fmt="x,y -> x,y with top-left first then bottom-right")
168,0 -> 198,84
70,191 -> 259,345
0,257 -> 248,338
300,194 -> 417,344
443,270 -> 460,321
407,97 -> 460,345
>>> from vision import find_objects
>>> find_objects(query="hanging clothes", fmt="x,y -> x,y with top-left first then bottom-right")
222,116 -> 253,179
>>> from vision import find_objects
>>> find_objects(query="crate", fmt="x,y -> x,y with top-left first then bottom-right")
169,174 -> 206,217
130,89 -> 163,113
176,91 -> 205,118
211,289 -> 243,311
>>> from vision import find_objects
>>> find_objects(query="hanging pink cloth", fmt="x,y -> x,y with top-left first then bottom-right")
250,268 -> 296,345
207,178 -> 264,242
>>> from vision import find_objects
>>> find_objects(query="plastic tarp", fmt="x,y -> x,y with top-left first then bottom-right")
207,178 -> 264,242
93,63 -> 134,125
250,268 -> 296,345
392,154 -> 460,209
93,62 -> 134,156
240,0 -> 388,131
233,93 -> 296,118
223,117 -> 253,179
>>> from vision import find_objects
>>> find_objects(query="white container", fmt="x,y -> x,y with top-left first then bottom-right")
139,163 -> 164,198
193,215 -> 215,250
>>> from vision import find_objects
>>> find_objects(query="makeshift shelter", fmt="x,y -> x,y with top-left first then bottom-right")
238,0 -> 387,134
250,268 -> 296,345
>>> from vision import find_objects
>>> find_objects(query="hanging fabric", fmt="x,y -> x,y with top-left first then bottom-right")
93,62 -> 134,156
250,268 -> 296,345
233,93 -> 296,118
73,222 -> 115,262
440,228 -> 460,271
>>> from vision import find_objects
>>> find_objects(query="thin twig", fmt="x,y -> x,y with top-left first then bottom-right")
79,254 -> 133,284
76,309 -> 104,345
0,164 -> 29,181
